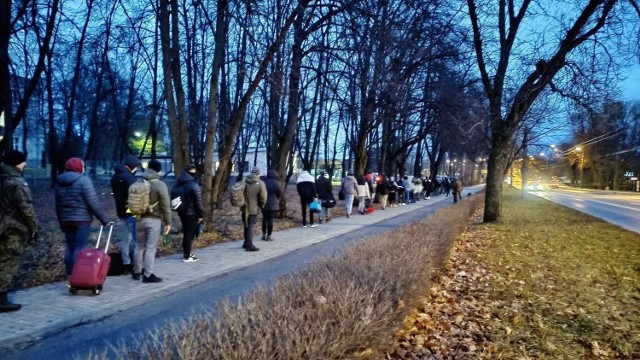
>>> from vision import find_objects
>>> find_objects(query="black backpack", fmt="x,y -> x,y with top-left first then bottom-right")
170,182 -> 188,213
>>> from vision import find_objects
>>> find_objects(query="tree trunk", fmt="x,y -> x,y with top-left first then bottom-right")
159,0 -> 189,169
202,0 -> 227,228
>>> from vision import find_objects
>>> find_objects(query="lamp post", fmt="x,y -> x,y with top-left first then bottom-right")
576,146 -> 584,188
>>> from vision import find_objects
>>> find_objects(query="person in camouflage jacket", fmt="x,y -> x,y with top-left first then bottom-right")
0,150 -> 38,312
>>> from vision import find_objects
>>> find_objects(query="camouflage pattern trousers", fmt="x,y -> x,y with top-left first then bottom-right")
0,231 -> 24,294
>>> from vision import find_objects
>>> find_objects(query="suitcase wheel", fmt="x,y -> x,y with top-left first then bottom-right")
93,286 -> 102,295
69,287 -> 78,295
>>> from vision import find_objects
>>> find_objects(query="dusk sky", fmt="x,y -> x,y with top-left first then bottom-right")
622,63 -> 640,100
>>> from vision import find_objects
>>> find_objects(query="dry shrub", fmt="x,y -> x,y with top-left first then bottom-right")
88,196 -> 483,360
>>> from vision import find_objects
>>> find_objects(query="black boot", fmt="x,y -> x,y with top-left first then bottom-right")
0,293 -> 21,313
245,243 -> 259,251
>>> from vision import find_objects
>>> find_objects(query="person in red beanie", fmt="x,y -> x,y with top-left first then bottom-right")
55,157 -> 112,279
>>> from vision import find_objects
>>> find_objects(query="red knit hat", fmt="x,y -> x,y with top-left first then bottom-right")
64,157 -> 84,173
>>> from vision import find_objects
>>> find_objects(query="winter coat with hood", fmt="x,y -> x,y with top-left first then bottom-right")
262,169 -> 282,212
315,174 -> 334,201
110,164 -> 138,218
243,173 -> 268,215
0,163 -> 37,234
140,169 -> 172,226
296,170 -> 316,203
55,171 -> 109,225
341,174 -> 358,195
173,171 -> 205,217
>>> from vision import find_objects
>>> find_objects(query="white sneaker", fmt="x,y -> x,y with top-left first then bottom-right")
183,254 -> 199,263
310,224 -> 318,228
302,225 -> 308,228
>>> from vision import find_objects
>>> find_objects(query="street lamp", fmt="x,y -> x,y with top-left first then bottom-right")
576,146 -> 584,188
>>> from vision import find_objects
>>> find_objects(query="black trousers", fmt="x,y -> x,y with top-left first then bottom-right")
179,214 -> 199,259
243,214 -> 257,246
300,199 -> 316,226
262,210 -> 275,236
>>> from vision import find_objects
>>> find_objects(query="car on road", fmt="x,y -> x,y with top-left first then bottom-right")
548,182 -> 560,189
527,182 -> 544,192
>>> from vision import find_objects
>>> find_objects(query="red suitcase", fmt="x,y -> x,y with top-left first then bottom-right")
69,225 -> 113,295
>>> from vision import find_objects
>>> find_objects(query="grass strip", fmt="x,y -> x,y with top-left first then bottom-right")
393,188 -> 640,359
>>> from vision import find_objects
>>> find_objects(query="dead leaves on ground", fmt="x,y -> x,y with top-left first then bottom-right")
391,207 -> 496,359
390,197 -> 639,359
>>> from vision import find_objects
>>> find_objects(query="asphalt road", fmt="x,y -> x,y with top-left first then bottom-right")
531,186 -> 640,233
4,199 -> 453,360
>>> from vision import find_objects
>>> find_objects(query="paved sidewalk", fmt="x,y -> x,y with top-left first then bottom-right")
0,191 -> 467,350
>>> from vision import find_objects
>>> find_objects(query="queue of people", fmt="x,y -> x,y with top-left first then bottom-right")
1,149 -> 465,312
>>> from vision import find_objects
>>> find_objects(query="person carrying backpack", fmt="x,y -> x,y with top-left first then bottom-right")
55,157 -> 111,280
171,164 -> 204,262
242,167 -> 267,251
0,150 -> 38,312
110,155 -> 141,273
132,159 -> 171,283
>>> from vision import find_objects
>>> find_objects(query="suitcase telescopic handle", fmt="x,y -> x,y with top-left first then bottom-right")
95,224 -> 114,253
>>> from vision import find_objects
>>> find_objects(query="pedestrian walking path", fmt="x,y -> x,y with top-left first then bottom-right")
0,190 -> 475,350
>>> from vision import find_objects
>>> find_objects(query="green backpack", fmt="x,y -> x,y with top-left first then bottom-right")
127,179 -> 158,215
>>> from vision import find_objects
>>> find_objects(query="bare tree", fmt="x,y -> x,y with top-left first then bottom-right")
0,0 -> 60,154
159,0 -> 189,170
466,0 -> 640,222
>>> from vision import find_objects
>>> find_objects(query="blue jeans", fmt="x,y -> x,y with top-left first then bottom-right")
62,223 -> 91,275
116,216 -> 136,265
320,206 -> 331,221
344,194 -> 355,215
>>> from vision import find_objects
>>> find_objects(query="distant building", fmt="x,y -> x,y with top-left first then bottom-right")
1,74 -> 46,168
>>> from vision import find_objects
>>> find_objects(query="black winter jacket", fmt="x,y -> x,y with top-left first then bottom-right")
55,171 -> 109,225
315,175 -> 334,201
110,164 -> 138,218
262,169 -> 282,212
173,171 -> 205,218
296,171 -> 316,203
375,179 -> 390,195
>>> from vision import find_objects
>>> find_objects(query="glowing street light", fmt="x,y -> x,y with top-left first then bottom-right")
576,147 -> 585,187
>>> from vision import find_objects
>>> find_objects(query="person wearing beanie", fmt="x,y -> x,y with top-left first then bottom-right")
2,149 -> 27,167
261,169 -> 282,242
296,167 -> 317,228
340,170 -> 358,217
147,159 -> 162,172
171,164 -> 204,262
0,149 -> 38,312
55,157 -> 111,279
64,157 -> 85,173
110,155 -> 142,273
241,166 -> 267,251
132,158 -> 171,283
